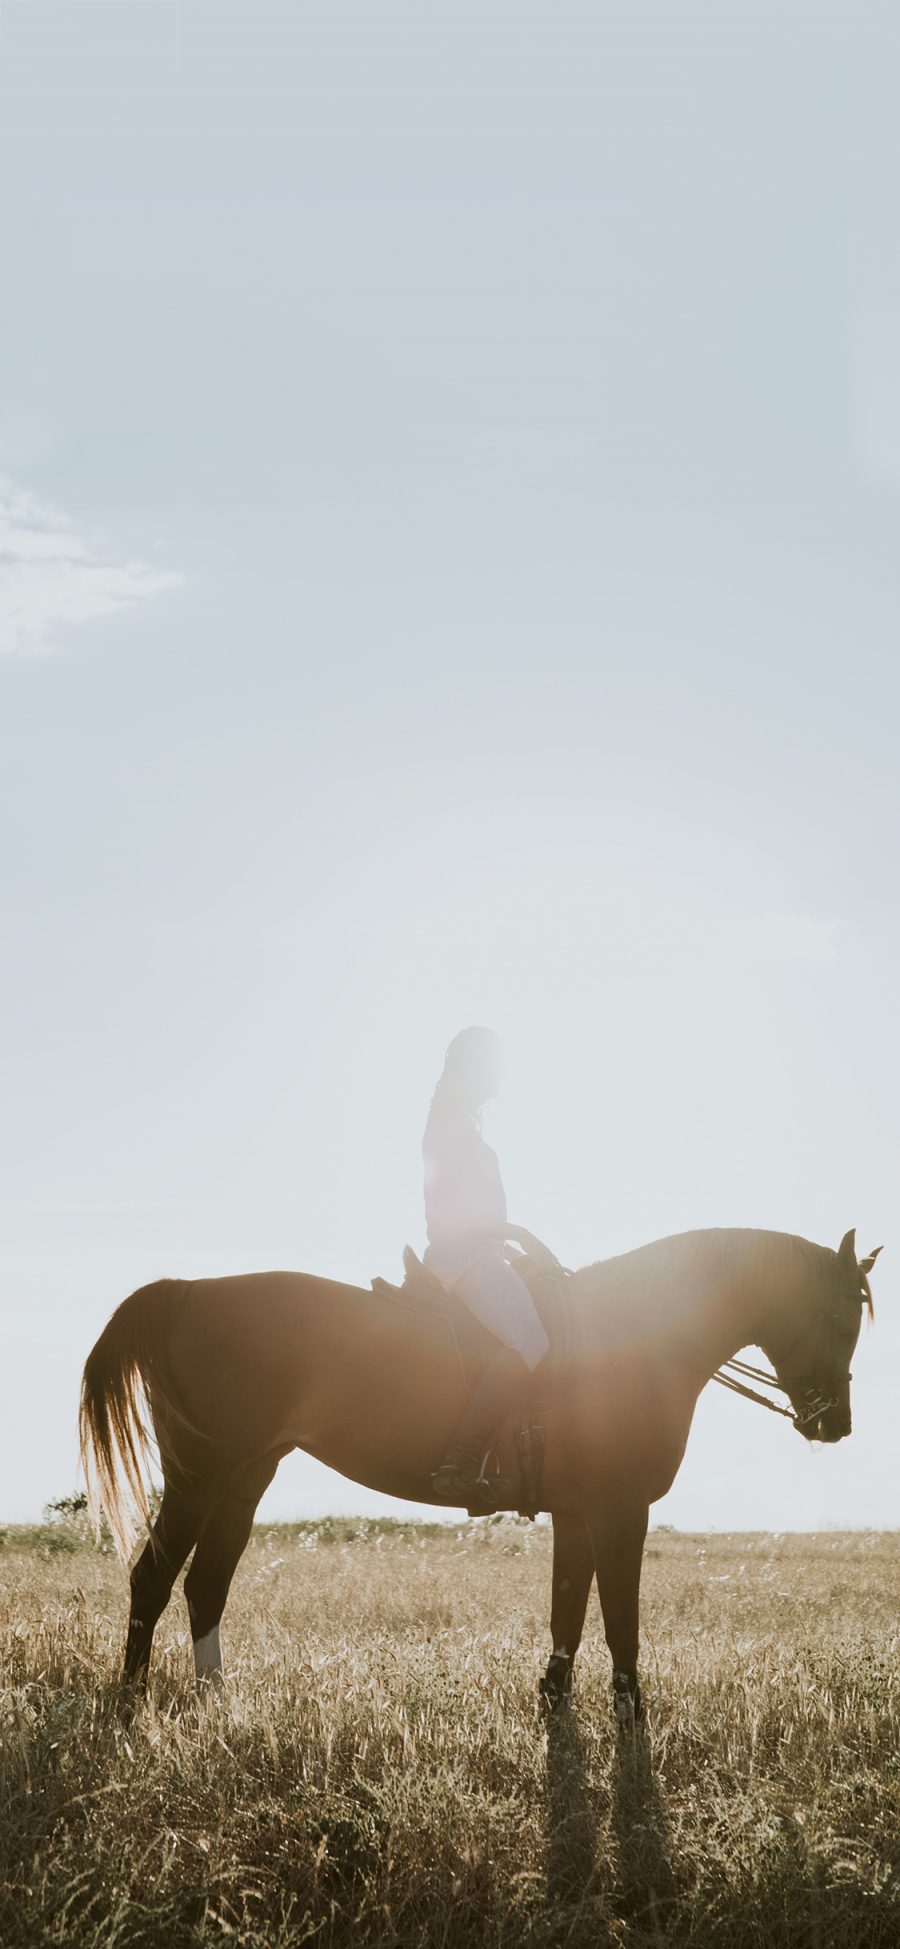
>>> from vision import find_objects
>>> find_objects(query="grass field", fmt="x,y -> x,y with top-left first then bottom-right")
1,1517 -> 898,1948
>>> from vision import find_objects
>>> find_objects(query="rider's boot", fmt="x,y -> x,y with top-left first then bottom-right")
431,1346 -> 530,1509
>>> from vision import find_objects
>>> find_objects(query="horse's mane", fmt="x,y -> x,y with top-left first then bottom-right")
572,1227 -> 858,1313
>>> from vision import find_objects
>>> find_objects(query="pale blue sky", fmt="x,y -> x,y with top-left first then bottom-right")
1,2 -> 897,1529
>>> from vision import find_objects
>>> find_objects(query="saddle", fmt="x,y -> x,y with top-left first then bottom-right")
371,1247 -> 578,1517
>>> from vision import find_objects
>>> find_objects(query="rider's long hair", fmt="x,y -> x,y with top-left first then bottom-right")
430,1025 -> 503,1126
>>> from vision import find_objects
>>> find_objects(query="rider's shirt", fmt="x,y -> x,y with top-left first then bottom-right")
422,1097 -> 507,1288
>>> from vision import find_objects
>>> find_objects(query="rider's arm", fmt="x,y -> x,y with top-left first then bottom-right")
503,1225 -> 560,1268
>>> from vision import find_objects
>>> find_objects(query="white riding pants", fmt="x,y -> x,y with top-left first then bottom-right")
453,1252 -> 550,1373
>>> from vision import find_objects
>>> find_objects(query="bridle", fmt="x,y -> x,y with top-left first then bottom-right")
711,1292 -> 861,1429
711,1351 -> 838,1427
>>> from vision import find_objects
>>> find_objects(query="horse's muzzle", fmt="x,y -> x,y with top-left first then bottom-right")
795,1401 -> 851,1444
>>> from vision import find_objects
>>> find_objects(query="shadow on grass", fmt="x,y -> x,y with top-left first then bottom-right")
544,1705 -> 600,1907
611,1726 -> 676,1941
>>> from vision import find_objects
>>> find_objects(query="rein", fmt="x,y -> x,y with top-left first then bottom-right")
711,1358 -> 799,1422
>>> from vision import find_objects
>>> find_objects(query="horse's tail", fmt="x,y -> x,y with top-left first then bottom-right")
79,1279 -> 184,1561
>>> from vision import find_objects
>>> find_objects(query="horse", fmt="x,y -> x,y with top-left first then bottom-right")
79,1225 -> 880,1722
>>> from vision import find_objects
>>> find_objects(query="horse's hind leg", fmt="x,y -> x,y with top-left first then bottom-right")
124,1475 -> 213,1691
183,1448 -> 286,1685
540,1510 -> 596,1706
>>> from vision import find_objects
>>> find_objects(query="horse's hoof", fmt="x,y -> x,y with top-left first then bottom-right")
539,1653 -> 573,1709
115,1681 -> 145,1726
612,1669 -> 643,1733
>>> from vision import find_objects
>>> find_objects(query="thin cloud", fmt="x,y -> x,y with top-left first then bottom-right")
0,476 -> 182,655
726,912 -> 838,966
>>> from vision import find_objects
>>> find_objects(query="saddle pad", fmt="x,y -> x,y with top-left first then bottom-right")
370,1261 -> 496,1392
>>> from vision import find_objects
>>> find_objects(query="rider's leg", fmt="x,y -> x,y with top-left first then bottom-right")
431,1254 -> 549,1503
431,1344 -> 530,1502
454,1253 -> 550,1372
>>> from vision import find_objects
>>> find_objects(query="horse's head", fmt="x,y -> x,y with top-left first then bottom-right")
763,1229 -> 882,1443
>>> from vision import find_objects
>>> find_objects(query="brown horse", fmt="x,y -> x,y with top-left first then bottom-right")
79,1225 -> 880,1720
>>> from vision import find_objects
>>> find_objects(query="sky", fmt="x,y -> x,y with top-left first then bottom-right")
1,1 -> 898,1532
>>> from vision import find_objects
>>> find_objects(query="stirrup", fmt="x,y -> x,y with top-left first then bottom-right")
431,1450 -> 511,1511
431,1461 -> 493,1507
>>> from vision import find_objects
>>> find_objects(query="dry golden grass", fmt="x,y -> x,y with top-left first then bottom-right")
1,1518 -> 899,1947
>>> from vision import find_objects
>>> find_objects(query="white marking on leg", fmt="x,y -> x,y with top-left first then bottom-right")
193,1626 -> 222,1684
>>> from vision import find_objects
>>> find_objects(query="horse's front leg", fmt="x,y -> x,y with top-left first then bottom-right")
539,1509 -> 596,1707
585,1498 -> 649,1729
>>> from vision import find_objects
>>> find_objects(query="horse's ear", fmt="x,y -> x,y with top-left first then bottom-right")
837,1227 -> 857,1266
859,1245 -> 883,1276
